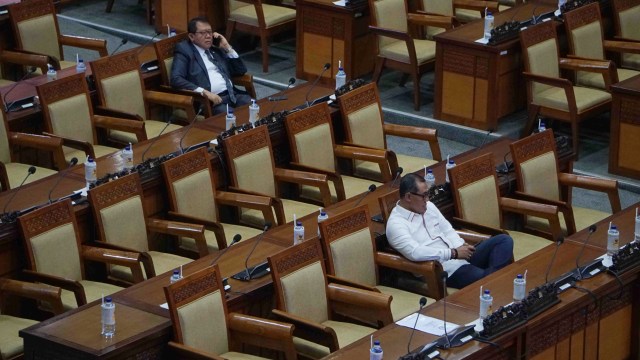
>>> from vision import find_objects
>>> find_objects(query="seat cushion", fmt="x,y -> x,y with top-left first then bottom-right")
180,224 -> 261,253
533,86 -> 611,113
577,68 -> 639,89
110,120 -> 181,144
241,198 -> 318,229
376,285 -> 434,321
4,163 -> 57,190
220,352 -> 270,360
110,251 -> 192,282
526,206 -> 610,236
355,154 -> 438,182
507,230 -> 552,261
379,39 -> 436,64
455,8 -> 482,23
301,175 -> 382,204
0,79 -> 13,87
293,320 -> 375,359
230,4 -> 296,27
0,315 -> 38,360
60,280 -> 123,310
622,53 -> 640,70
63,144 -> 118,164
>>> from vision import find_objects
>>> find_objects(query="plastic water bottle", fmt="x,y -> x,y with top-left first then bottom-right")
484,11 -> 494,40
607,225 -> 620,255
335,60 -> 346,90
370,340 -> 383,360
170,269 -> 181,284
46,64 -> 57,81
122,143 -> 133,170
76,58 -> 86,73
513,274 -> 526,303
169,28 -> 177,37
634,212 -> 640,242
538,121 -> 546,133
445,159 -> 456,183
425,169 -> 435,189
317,208 -> 329,238
225,108 -> 236,131
101,297 -> 116,338
113,151 -> 124,172
249,99 -> 260,123
293,221 -> 305,245
479,289 -> 493,319
84,156 -> 97,187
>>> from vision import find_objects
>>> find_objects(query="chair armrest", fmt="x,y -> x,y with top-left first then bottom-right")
94,106 -> 143,121
167,341 -> 224,360
93,115 -> 147,142
81,245 -> 145,283
289,162 -> 346,202
227,186 -> 285,226
146,218 -> 208,257
143,90 -> 195,120
274,168 -> 333,207
22,269 -> 87,306
559,57 -> 616,86
450,217 -> 505,236
499,197 -> 562,241
0,50 -> 49,73
603,40 -> 640,55
456,230 -> 492,244
454,0 -> 499,13
232,73 -> 257,99
167,211 -> 226,250
522,72 -> 573,89
216,190 -> 279,227
272,308 -> 339,352
327,282 -> 393,328
369,25 -> 414,42
42,132 -> 94,159
93,240 -> 156,278
9,132 -> 66,170
375,252 -> 444,299
557,173 -> 621,213
157,85 -> 213,118
59,35 -> 108,57
228,312 -> 296,358
334,144 -> 393,182
383,123 -> 442,161
0,278 -> 64,315
407,13 -> 454,30
10,49 -> 59,69
326,274 -> 379,292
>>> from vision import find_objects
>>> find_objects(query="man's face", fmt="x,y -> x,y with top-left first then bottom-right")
404,181 -> 429,214
189,21 -> 213,49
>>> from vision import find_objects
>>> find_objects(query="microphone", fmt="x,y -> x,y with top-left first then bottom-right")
178,108 -> 203,154
287,77 -> 296,88
436,271 -> 475,349
305,63 -> 331,107
210,234 -> 241,265
390,167 -> 403,188
110,38 -> 128,55
354,184 -> 376,207
406,297 -> 428,353
3,66 -> 37,112
47,157 -> 78,204
544,236 -> 565,284
2,166 -> 36,214
135,32 -> 162,56
141,119 -> 173,162
240,222 -> 272,281
479,129 -> 494,148
573,225 -> 601,280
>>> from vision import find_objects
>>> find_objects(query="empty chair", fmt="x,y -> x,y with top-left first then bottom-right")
0,50 -> 48,87
612,0 -> 640,70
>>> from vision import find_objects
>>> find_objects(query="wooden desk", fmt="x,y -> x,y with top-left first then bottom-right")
609,74 -> 640,180
295,0 -> 375,84
154,0 -> 224,34
433,2 -> 555,130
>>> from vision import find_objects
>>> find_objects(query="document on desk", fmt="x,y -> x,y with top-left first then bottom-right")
396,313 -> 460,336
333,0 -> 347,6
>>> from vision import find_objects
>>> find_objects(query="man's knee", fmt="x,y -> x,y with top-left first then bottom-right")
491,234 -> 514,251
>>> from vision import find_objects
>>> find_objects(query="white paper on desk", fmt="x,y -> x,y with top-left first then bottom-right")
396,313 -> 460,336
596,253 -> 613,268
160,302 -> 168,309
475,37 -> 489,44
333,0 -> 347,6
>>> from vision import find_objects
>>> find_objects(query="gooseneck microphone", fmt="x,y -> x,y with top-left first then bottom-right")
354,184 -> 377,207
390,167 -> 404,188
3,66 -> 37,112
179,108 -> 203,154
110,38 -> 129,55
573,225 -> 600,280
2,166 -> 36,214
544,236 -> 565,284
441,272 -> 452,349
135,32 -> 162,56
436,271 -> 475,349
242,222 -> 272,280
287,77 -> 296,88
47,157 -> 78,204
141,119 -> 173,162
407,297 -> 428,353
210,234 -> 241,265
305,63 -> 331,107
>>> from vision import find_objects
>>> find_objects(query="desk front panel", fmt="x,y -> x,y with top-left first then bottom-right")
609,75 -> 640,180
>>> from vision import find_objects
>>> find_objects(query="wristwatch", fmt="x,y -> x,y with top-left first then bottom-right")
197,89 -> 205,97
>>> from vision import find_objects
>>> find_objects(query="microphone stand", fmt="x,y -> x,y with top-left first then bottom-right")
305,63 -> 331,108
390,167 -> 403,188
572,225 -> 602,280
240,222 -> 271,281
110,39 -> 129,56
354,184 -> 376,207
141,120 -> 173,163
3,67 -> 36,112
436,271 -> 475,349
210,234 -> 241,266
2,166 -> 36,216
47,157 -> 78,204
179,108 -> 203,154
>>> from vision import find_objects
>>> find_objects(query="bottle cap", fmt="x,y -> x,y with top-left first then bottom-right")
373,340 -> 380,345
611,225 -> 617,230
105,296 -> 112,302
484,289 -> 490,294
125,143 -> 131,150
516,274 -> 523,279
296,221 -> 302,226
251,99 -> 256,106
88,156 -> 94,163
448,159 -> 454,164
427,169 -> 433,173
173,269 -> 180,275
487,11 -> 492,15
320,210 -> 326,216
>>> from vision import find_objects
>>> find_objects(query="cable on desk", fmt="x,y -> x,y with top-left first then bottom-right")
606,269 -> 624,301
571,284 -> 598,312
473,335 -> 504,353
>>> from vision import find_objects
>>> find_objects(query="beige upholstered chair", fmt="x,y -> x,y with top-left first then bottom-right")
8,0 -> 107,71
319,205 -> 435,320
0,108 -> 65,192
0,50 -> 48,87
224,0 -> 296,72
519,20 -> 613,159
510,130 -> 621,236
564,2 -> 640,89
37,73 -> 146,162
449,153 -> 561,260
369,0 -> 454,110
338,83 -> 442,181
88,173 -> 207,284
612,0 -> 640,70
417,0 -> 498,34
17,200 -> 138,310
285,103 -> 390,203
0,278 -> 63,360
223,125 -> 332,227
161,147 -> 271,254
164,265 -> 298,360
90,51 -> 188,145
268,238 -> 393,359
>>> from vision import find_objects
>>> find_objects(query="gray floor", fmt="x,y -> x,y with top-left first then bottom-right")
55,0 -> 640,212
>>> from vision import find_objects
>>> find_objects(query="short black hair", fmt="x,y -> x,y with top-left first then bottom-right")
399,173 -> 424,198
188,16 -> 210,34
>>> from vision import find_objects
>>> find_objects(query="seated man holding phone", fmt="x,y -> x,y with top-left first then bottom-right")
171,16 -> 251,115
386,173 -> 514,289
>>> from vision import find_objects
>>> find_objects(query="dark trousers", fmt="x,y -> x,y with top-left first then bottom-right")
448,234 -> 514,289
212,92 -> 252,115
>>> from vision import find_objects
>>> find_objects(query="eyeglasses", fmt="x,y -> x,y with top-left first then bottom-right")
194,30 -> 213,36
409,191 -> 429,201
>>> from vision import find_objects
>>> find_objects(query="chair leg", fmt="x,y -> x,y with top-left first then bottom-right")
571,121 -> 580,160
412,72 -> 421,111
372,58 -> 384,84
106,0 -> 115,12
260,35 -> 269,73
521,105 -> 539,138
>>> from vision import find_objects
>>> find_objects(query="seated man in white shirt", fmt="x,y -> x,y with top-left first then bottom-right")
386,173 -> 514,289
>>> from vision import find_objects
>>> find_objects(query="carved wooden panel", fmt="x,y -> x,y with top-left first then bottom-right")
91,51 -> 139,82
339,83 -> 378,114
37,73 -> 87,104
167,268 -> 219,308
619,97 -> 640,125
614,0 -> 638,12
323,208 -> 369,243
285,103 -> 331,135
564,3 -> 601,30
476,57 -> 489,79
154,33 -> 187,63
272,238 -> 323,275
89,173 -> 141,209
510,130 -> 557,163
520,21 -> 557,49
19,201 -> 73,238
8,0 -> 55,23
442,50 -> 476,77
600,286 -> 632,317
163,148 -> 209,182
449,153 -> 495,188
223,125 -> 271,159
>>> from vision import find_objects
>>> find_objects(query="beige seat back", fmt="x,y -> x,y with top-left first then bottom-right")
422,0 -> 453,16
510,130 -> 561,202
284,103 -> 337,173
370,0 -> 409,49
154,33 -> 189,86
223,125 -> 278,197
520,21 -> 563,104
338,83 -> 386,150
88,173 -> 150,252
164,265 -> 230,355
449,153 -> 502,229
613,0 -> 640,67
18,201 -> 83,282
161,148 -> 218,223
268,239 -> 330,323
90,52 -> 147,119
319,206 -> 378,287
9,0 -> 62,61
